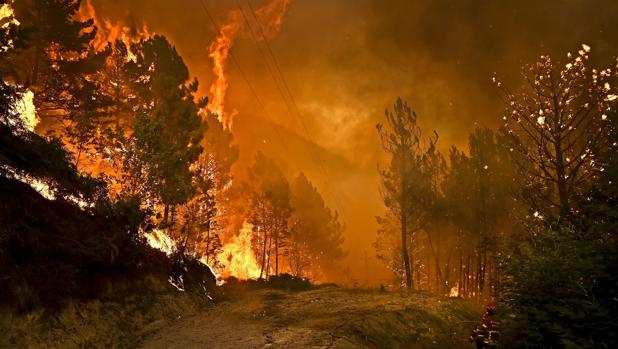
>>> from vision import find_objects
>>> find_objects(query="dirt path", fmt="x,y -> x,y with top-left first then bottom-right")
139,286 -> 477,349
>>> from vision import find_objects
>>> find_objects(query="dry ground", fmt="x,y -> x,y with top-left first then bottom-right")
139,286 -> 478,349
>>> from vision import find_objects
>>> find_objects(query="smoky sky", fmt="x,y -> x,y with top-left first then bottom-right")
90,0 -> 618,283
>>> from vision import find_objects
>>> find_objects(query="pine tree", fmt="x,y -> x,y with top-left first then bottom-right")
376,98 -> 436,289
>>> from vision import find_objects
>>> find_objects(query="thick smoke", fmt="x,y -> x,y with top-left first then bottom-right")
87,0 -> 618,285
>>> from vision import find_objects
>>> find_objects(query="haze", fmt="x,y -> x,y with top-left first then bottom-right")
86,0 -> 618,284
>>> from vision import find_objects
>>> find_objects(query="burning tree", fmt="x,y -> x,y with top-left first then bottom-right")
496,45 -> 617,219
177,113 -> 239,265
4,0 -> 111,150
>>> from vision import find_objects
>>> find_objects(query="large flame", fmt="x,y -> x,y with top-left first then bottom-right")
145,223 -> 261,282
15,89 -> 38,131
217,222 -> 261,280
206,0 -> 291,129
207,14 -> 241,129
79,0 -> 151,60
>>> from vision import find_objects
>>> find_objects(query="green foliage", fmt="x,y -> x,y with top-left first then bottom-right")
125,36 -> 206,208
497,52 -> 618,349
499,225 -> 618,348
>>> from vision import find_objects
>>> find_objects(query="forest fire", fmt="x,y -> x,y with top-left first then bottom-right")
216,222 -> 261,280
3,1 -> 618,347
206,0 -> 290,129
78,0 -> 151,59
145,224 -> 260,282
207,12 -> 241,128
15,89 -> 37,131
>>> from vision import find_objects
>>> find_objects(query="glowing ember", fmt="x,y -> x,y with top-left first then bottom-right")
217,222 -> 261,280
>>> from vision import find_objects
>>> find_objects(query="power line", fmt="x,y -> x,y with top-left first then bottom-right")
199,0 -> 344,212
236,2 -> 296,121
246,0 -> 344,211
197,0 -> 291,156
246,0 -> 311,137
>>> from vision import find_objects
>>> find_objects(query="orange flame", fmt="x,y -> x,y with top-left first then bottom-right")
145,223 -> 260,282
207,13 -> 241,129
254,0 -> 290,40
448,283 -> 460,297
216,222 -> 261,280
15,89 -> 38,131
79,0 -> 151,59
144,229 -> 176,256
206,0 -> 291,129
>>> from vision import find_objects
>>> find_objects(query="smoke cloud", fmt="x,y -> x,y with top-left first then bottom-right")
87,0 -> 618,284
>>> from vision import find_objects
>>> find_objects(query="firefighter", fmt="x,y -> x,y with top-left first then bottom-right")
470,304 -> 499,348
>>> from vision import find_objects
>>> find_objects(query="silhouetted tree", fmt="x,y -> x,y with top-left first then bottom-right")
247,152 -> 292,279
376,98 -> 436,289
290,173 -> 345,279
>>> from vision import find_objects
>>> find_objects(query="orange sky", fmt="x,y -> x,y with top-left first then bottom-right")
87,0 -> 618,285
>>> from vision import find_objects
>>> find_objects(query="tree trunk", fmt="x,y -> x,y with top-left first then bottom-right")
266,234 -> 273,279
467,254 -> 472,298
401,212 -> 412,289
552,92 -> 570,217
458,249 -> 463,296
205,229 -> 211,264
479,246 -> 487,300
259,230 -> 268,280
275,228 -> 279,276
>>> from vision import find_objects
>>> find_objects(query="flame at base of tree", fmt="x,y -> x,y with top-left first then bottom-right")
448,283 -> 459,297
144,223 -> 261,283
216,222 -> 261,280
15,89 -> 38,131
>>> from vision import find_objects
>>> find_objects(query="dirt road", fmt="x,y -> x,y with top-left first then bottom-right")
139,286 -> 477,349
